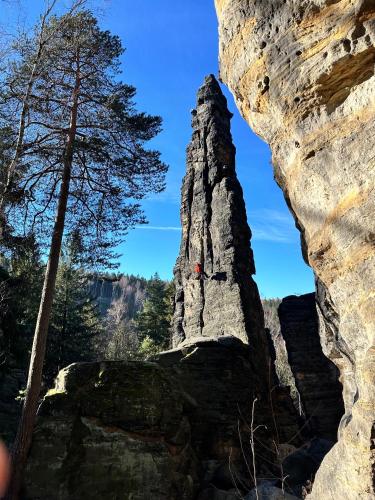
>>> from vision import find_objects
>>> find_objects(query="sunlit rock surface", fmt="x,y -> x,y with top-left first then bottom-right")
215,1 -> 375,497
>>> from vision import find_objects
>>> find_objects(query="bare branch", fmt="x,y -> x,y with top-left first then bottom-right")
0,0 -> 88,233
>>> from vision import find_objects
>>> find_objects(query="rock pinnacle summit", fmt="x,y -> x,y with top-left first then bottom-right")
172,74 -> 266,353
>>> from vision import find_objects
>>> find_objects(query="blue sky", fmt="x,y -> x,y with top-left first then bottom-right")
0,0 -> 314,298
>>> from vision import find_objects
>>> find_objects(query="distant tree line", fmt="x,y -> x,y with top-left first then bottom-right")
0,237 -> 174,385
99,272 -> 174,360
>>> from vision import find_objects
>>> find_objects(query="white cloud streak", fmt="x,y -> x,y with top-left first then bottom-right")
248,209 -> 298,243
134,210 -> 299,243
135,225 -> 182,232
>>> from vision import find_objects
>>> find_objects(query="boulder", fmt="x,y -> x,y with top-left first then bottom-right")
155,338 -> 301,476
24,340 -> 302,499
24,361 -> 198,500
282,438 -> 334,496
245,484 -> 300,500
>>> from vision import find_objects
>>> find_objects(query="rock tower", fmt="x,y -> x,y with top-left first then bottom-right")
173,74 -> 265,349
278,293 -> 344,441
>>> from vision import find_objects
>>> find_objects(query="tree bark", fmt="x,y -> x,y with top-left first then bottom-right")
5,68 -> 80,500
59,268 -> 70,372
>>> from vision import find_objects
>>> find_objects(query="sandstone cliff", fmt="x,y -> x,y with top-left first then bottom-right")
173,75 -> 265,356
89,275 -> 146,317
215,1 -> 375,497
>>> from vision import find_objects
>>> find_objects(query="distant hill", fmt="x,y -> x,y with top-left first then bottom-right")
89,274 -> 148,318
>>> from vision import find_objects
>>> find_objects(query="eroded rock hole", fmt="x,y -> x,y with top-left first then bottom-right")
260,75 -> 270,95
305,150 -> 316,160
351,23 -> 366,40
342,39 -> 352,53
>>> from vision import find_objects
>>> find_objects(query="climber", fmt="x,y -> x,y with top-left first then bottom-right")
194,262 -> 209,280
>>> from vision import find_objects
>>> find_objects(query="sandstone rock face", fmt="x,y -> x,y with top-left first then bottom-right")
278,294 -> 344,441
155,338 -> 300,474
215,1 -> 375,497
89,275 -> 145,316
25,343 -> 303,499
173,75 -> 265,355
24,362 -> 198,500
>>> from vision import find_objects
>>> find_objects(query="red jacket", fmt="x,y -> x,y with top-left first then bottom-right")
194,263 -> 202,274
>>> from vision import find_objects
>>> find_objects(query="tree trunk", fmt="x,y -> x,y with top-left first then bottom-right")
59,269 -> 70,372
5,70 -> 80,500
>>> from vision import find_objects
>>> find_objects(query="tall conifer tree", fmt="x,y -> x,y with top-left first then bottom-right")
136,273 -> 173,350
3,10 -> 167,497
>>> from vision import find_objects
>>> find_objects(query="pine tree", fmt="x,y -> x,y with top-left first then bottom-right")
0,126 -> 16,244
5,235 -> 44,357
0,234 -> 44,386
45,232 -> 102,383
3,10 -> 167,497
136,274 -> 173,354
